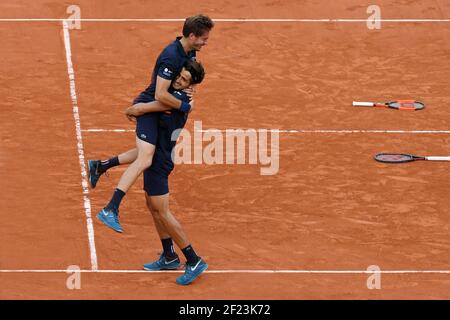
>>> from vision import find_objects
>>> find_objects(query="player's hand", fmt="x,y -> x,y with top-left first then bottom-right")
125,105 -> 144,117
126,114 -> 136,122
183,85 -> 196,101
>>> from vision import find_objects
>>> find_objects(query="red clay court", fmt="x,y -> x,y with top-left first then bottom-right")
1,1 -> 450,299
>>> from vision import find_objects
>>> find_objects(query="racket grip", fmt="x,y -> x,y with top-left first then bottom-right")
352,101 -> 374,107
426,156 -> 450,161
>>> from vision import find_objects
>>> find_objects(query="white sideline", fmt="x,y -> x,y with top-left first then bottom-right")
62,20 -> 98,271
81,129 -> 450,134
0,269 -> 450,274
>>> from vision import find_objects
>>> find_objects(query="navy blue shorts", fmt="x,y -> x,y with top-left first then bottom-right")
133,94 -> 159,145
135,113 -> 159,145
143,168 -> 169,196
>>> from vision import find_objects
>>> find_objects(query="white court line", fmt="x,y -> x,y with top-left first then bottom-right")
0,269 -> 449,274
83,129 -> 133,133
1,18 -> 450,22
81,128 -> 450,134
62,20 -> 98,271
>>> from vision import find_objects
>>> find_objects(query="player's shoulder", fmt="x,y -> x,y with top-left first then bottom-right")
160,38 -> 181,59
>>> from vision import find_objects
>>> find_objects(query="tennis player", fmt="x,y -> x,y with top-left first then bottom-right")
87,15 -> 214,233
90,59 -> 209,285
131,60 -> 208,285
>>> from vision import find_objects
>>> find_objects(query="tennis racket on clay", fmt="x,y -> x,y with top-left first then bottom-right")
353,100 -> 425,110
375,153 -> 450,163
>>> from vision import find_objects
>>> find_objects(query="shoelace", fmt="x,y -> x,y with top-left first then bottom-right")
95,162 -> 109,178
156,252 -> 184,269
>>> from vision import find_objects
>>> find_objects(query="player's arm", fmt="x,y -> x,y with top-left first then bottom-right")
155,76 -> 191,112
125,95 -> 193,118
125,101 -> 171,118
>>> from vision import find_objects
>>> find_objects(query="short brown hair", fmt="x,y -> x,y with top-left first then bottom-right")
182,15 -> 214,37
183,60 -> 205,85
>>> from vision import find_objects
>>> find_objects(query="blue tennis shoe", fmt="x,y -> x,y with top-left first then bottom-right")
87,160 -> 105,189
176,258 -> 208,285
96,208 -> 123,233
143,254 -> 181,271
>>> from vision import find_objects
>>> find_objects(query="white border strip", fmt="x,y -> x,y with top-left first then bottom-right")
1,18 -> 450,23
0,269 -> 449,274
81,129 -> 450,134
83,129 -> 133,133
62,20 -> 98,271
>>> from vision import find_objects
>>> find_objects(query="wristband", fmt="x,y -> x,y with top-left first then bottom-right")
180,101 -> 191,113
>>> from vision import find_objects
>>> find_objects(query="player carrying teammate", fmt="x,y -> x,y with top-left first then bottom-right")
87,15 -> 213,232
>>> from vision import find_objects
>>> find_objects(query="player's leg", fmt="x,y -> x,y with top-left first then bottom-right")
88,148 -> 138,189
142,169 -> 180,270
145,194 -> 171,240
141,170 -> 207,284
116,137 -> 155,192
148,193 -> 208,285
118,148 -> 138,165
87,99 -> 163,189
149,193 -> 190,249
96,114 -> 158,233
143,193 -> 181,271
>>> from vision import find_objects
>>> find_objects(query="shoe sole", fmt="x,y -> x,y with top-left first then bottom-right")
176,263 -> 208,285
96,212 -> 123,233
143,264 -> 180,271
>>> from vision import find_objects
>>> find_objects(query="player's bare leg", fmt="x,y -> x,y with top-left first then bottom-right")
96,137 -> 155,233
143,193 -> 208,285
117,137 -> 155,193
143,193 -> 181,270
117,148 -> 138,165
145,194 -> 171,240
147,194 -> 190,249
87,148 -> 137,190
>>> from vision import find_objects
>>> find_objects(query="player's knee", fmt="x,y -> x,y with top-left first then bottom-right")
149,208 -> 159,218
145,197 -> 153,211
157,209 -> 171,220
136,155 -> 153,171
147,203 -> 163,218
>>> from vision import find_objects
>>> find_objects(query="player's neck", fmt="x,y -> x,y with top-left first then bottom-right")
180,37 -> 192,53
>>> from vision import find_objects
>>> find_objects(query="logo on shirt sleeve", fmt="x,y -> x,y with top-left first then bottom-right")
162,67 -> 173,77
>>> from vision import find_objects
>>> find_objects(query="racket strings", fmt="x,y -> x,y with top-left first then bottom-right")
375,153 -> 414,163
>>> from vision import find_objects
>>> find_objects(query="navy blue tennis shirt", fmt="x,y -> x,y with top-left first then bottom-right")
136,36 -> 197,103
135,36 -> 196,176
153,89 -> 190,174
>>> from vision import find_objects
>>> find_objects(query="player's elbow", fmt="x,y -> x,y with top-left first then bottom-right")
155,91 -> 164,102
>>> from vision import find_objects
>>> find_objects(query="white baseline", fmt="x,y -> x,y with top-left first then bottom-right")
81,129 -> 450,134
1,18 -> 450,23
0,269 -> 449,274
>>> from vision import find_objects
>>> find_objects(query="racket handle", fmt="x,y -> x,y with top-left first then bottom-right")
425,156 -> 450,161
353,101 -> 374,107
